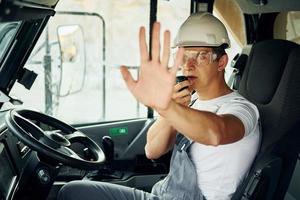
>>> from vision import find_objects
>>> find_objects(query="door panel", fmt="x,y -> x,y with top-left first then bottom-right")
77,118 -> 154,160
62,118 -> 171,192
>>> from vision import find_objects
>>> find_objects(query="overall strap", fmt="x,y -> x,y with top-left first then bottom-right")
176,134 -> 193,152
189,98 -> 197,107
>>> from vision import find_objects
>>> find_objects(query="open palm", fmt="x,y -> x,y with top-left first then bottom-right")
121,22 -> 184,111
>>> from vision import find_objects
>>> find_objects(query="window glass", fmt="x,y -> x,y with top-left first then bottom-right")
3,0 -> 149,124
4,1 -> 246,123
274,11 -> 300,44
0,22 -> 20,64
104,1 -> 149,121
157,0 -> 190,53
153,0 -> 189,117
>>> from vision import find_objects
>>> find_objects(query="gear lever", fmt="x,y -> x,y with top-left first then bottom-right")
87,136 -> 123,180
102,136 -> 114,166
94,136 -> 122,179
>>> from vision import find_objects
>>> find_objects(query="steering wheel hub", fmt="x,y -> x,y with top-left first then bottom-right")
46,130 -> 71,147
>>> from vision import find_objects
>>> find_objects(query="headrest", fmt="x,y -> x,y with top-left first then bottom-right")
239,40 -> 298,104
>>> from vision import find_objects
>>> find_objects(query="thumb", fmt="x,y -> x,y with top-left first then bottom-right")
170,47 -> 184,75
120,66 -> 136,92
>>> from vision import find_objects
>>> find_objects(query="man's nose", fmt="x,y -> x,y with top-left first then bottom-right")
183,59 -> 196,71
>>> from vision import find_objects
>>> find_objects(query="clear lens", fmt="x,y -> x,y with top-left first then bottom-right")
183,50 -> 216,66
172,49 -> 217,69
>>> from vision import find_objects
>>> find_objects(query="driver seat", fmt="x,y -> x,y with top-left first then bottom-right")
232,39 -> 300,200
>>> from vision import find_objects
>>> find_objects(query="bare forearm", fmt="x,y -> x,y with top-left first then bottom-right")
145,117 -> 177,159
157,101 -> 224,146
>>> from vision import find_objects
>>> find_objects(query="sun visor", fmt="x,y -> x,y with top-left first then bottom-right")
21,0 -> 59,7
0,0 -> 56,22
4,0 -> 59,7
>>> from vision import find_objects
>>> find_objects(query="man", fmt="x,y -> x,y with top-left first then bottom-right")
58,12 -> 260,200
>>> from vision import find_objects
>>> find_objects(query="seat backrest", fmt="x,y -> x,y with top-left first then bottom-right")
233,39 -> 300,199
238,39 -> 300,152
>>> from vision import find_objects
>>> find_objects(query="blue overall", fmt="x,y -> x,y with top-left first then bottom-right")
151,134 -> 205,200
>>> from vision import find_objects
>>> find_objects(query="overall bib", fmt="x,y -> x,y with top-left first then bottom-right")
151,134 -> 205,200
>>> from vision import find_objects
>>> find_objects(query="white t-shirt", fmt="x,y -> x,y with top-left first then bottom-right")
189,91 -> 261,200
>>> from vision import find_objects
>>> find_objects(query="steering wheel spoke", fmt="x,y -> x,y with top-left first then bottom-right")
65,131 -> 87,142
57,146 -> 83,160
14,112 -> 45,140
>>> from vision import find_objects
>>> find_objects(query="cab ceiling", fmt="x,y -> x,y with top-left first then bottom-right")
235,0 -> 300,14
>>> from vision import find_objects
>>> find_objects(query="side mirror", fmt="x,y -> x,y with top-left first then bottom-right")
57,24 -> 86,96
57,24 -> 82,63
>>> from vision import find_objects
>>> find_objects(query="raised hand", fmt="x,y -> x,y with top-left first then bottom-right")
120,22 -> 184,111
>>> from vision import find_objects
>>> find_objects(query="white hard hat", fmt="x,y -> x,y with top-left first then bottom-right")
173,12 -> 230,48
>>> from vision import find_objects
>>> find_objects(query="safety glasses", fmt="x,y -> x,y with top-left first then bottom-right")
182,50 -> 217,66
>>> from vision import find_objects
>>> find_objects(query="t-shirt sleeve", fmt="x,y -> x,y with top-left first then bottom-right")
217,98 -> 260,137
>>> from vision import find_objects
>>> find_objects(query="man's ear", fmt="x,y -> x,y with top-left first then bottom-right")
217,54 -> 228,71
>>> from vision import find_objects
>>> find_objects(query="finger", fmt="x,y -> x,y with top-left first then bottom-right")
139,27 -> 149,63
188,87 -> 194,93
170,47 -> 184,75
179,90 -> 191,97
175,96 -> 191,105
151,22 -> 160,62
174,81 -> 190,92
183,95 -> 192,102
172,92 -> 177,100
172,89 -> 190,99
120,66 -> 137,92
180,95 -> 192,104
183,100 -> 191,106
161,30 -> 170,67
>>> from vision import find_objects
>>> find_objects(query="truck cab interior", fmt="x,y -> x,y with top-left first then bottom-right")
0,0 -> 299,200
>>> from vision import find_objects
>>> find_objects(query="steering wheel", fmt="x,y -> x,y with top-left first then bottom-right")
5,109 -> 105,170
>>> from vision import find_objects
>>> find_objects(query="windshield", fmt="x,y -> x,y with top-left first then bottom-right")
0,1 -> 241,125
0,22 -> 21,64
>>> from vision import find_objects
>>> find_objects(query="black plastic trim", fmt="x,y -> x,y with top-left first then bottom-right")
0,1 -> 55,22
0,17 -> 49,97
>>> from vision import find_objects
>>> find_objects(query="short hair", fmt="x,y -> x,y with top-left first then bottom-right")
212,46 -> 226,60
